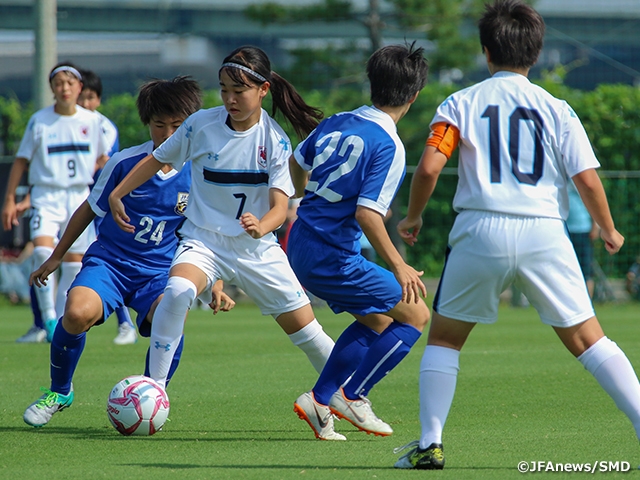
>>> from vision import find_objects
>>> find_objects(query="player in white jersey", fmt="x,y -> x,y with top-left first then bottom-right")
394,0 -> 640,469
2,63 -> 109,343
108,46 -> 336,396
288,43 -> 430,441
78,68 -> 137,346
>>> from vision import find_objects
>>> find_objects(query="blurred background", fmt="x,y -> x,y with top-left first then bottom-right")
1,0 -> 640,305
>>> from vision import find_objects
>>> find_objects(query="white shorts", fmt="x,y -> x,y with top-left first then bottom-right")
172,220 -> 310,317
30,185 -> 95,254
434,210 -> 594,328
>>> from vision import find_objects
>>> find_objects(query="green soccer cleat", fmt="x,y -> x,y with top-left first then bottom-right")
23,386 -> 74,427
393,440 -> 445,470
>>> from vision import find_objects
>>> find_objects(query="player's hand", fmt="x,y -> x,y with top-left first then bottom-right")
30,257 -> 62,288
393,262 -> 427,304
15,198 -> 31,218
108,194 -> 134,233
239,212 -> 266,239
601,228 -> 624,254
397,216 -> 423,247
1,199 -> 19,231
209,288 -> 236,314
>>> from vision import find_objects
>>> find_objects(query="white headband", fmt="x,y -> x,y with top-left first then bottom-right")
49,66 -> 82,82
220,62 -> 267,83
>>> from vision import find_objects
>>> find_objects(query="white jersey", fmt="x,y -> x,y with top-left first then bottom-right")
16,105 -> 109,188
433,71 -> 600,220
153,106 -> 294,236
97,111 -> 119,157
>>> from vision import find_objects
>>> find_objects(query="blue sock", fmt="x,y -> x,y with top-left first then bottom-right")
50,321 -> 86,395
343,321 -> 421,400
145,335 -> 184,387
115,306 -> 133,326
30,285 -> 44,330
313,321 -> 379,405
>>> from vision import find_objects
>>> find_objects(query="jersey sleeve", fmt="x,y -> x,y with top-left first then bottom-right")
15,115 -> 38,161
292,128 -> 318,171
268,132 -> 295,197
357,141 -> 405,216
87,151 -> 126,217
430,94 -> 460,130
559,103 -> 601,177
153,120 -> 192,171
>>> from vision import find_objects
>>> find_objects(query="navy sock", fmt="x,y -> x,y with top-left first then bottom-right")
30,285 -> 44,330
312,321 -> 379,405
115,307 -> 133,326
50,321 -> 86,395
145,335 -> 184,387
343,321 -> 421,400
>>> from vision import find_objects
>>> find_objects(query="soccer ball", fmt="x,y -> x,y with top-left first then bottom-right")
107,375 -> 170,436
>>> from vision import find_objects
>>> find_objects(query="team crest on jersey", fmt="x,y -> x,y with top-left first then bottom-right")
175,192 -> 189,215
258,146 -> 267,168
80,125 -> 89,137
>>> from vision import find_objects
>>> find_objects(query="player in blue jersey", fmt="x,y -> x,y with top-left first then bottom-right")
23,76 -> 234,428
78,68 -> 137,345
288,43 -> 431,440
108,46 -> 336,396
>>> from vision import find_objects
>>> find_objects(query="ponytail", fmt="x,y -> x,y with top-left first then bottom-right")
220,45 -> 323,140
269,71 -> 323,139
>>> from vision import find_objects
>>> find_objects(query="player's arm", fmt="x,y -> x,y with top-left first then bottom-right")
240,188 -> 289,239
572,168 -> 624,254
30,200 -> 96,287
356,205 -> 426,303
2,157 -> 28,231
288,154 -> 308,198
398,122 -> 458,246
95,154 -> 109,171
108,154 -> 163,233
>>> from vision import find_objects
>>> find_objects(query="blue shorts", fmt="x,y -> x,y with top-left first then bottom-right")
287,221 -> 402,316
71,255 -> 169,337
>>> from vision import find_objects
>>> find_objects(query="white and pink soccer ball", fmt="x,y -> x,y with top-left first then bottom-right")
107,375 -> 170,436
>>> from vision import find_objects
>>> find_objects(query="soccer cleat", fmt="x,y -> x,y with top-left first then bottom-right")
23,386 -> 74,427
44,318 -> 58,343
114,322 -> 138,345
16,326 -> 47,344
393,440 -> 445,470
293,391 -> 346,441
328,388 -> 393,436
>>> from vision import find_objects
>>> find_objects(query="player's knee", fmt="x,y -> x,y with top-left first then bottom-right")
163,276 -> 198,313
62,304 -> 96,333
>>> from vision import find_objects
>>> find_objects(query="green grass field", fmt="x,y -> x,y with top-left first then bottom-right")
2,301 -> 640,479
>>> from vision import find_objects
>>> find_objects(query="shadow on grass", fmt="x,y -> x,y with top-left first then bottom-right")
0,425 -> 375,443
121,462 -> 515,471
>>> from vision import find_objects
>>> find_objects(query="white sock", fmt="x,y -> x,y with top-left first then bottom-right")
419,345 -> 460,449
578,336 -> 640,438
149,277 -> 197,388
288,319 -> 334,374
56,261 -> 82,318
32,246 -> 57,320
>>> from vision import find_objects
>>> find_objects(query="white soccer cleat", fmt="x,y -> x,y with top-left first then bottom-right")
329,388 -> 393,436
114,322 -> 138,345
24,385 -> 74,427
16,326 -> 47,344
293,391 -> 346,441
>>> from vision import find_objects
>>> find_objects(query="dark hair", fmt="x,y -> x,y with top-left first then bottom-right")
219,45 -> 323,139
136,76 -> 203,125
78,69 -> 102,98
367,42 -> 429,107
48,61 -> 82,82
479,0 -> 545,69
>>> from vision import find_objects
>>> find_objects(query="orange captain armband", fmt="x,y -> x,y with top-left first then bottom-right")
426,122 -> 460,159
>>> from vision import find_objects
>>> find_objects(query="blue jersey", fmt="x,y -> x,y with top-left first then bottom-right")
86,141 -> 191,272
293,105 -> 406,252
